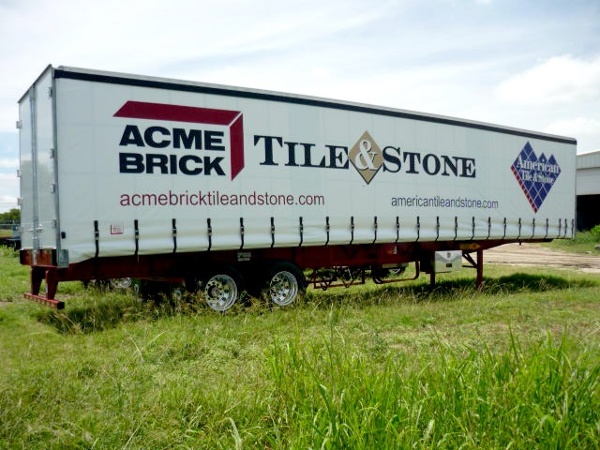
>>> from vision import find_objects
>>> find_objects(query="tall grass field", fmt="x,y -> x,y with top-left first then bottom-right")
1,246 -> 599,449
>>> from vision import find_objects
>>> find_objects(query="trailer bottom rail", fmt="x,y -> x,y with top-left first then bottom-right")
24,293 -> 65,309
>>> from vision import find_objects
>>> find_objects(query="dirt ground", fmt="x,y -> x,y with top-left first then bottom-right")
484,242 -> 600,274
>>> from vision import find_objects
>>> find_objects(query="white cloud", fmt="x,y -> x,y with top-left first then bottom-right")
0,195 -> 18,210
0,173 -> 18,213
495,55 -> 600,105
0,158 -> 18,169
0,0 -> 598,219
545,117 -> 600,136
545,117 -> 600,153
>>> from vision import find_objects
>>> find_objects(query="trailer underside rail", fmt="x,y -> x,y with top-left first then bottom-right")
310,266 -> 367,291
371,262 -> 420,284
24,293 -> 65,309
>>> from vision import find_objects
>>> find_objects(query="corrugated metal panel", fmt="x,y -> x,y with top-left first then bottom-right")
577,168 -> 600,195
576,151 -> 600,196
577,150 -> 600,169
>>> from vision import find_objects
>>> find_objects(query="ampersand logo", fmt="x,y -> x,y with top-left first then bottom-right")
350,131 -> 384,184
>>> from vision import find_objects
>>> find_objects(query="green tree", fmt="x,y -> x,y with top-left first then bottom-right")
0,208 -> 20,223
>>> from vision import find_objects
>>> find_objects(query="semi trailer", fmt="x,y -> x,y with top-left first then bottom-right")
17,65 -> 577,310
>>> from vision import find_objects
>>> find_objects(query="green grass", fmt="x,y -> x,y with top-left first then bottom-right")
1,246 -> 599,449
546,226 -> 600,254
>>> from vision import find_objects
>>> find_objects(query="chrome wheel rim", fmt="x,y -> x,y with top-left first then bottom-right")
204,274 -> 238,312
269,271 -> 299,306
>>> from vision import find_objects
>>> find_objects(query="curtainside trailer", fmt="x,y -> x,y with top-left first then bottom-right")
17,65 -> 577,310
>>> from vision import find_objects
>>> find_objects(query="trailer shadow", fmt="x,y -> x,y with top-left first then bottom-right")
35,293 -> 205,335
306,272 -> 598,307
36,272 -> 597,334
412,272 -> 596,299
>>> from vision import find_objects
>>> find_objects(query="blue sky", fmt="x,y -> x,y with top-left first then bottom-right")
0,0 -> 599,212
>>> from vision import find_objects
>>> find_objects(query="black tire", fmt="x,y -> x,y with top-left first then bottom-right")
264,262 -> 306,307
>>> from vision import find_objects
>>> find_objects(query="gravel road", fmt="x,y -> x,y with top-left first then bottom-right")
484,242 -> 600,274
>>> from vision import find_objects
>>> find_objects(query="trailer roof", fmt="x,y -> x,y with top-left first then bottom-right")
29,65 -> 578,146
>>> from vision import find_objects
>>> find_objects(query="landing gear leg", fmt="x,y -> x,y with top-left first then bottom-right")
476,249 -> 484,289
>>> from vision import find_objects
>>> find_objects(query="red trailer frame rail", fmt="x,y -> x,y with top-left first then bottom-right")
20,239 -> 538,309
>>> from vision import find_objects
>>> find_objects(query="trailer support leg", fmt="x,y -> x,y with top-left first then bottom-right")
476,249 -> 484,289
45,269 -> 58,301
25,267 -> 64,309
30,266 -> 44,296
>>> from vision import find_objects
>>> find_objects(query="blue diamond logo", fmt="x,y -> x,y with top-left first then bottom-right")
511,142 -> 561,213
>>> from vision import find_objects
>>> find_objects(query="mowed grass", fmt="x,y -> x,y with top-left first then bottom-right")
0,247 -> 599,449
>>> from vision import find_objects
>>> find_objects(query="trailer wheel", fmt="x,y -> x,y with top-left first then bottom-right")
202,269 -> 243,312
109,277 -> 133,290
265,262 -> 306,307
